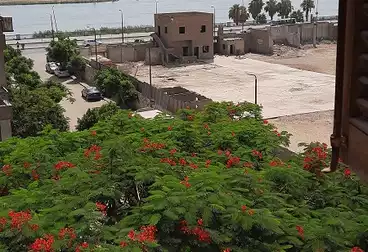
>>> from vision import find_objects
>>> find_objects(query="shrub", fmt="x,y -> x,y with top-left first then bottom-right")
0,102 -> 366,252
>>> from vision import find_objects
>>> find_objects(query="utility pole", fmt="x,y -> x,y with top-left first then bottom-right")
93,28 -> 99,69
314,0 -> 319,48
119,9 -> 124,43
211,5 -> 215,38
52,6 -> 58,33
155,0 -> 158,14
49,14 -> 55,41
148,47 -> 153,107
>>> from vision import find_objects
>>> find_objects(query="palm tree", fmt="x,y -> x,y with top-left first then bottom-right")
264,0 -> 278,21
277,0 -> 293,19
248,0 -> 264,20
228,4 -> 250,26
300,0 -> 315,22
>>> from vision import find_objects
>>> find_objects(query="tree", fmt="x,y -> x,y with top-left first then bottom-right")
301,0 -> 315,22
228,4 -> 250,26
256,13 -> 268,24
0,102 -> 367,252
94,68 -> 138,108
277,0 -> 293,18
264,0 -> 278,21
76,102 -> 120,131
46,35 -> 79,68
248,0 -> 265,21
67,55 -> 86,80
290,9 -> 305,22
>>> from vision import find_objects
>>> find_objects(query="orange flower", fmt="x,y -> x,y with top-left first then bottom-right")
90,130 -> 96,136
247,209 -> 255,216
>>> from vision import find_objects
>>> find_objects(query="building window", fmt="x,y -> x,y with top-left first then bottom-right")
158,26 -> 161,36
222,44 -> 226,50
179,26 -> 186,34
182,46 -> 189,56
201,25 -> 206,33
165,26 -> 168,33
202,45 -> 210,53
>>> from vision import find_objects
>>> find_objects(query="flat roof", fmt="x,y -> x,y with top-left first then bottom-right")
155,11 -> 212,16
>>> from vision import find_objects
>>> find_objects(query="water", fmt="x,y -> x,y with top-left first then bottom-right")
0,0 -> 338,35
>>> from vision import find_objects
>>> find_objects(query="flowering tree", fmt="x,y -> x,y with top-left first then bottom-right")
0,102 -> 366,252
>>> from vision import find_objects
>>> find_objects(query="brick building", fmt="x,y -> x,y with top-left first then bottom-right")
151,12 -> 214,65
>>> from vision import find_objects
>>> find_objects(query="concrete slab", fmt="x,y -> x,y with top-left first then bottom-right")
135,56 -> 336,118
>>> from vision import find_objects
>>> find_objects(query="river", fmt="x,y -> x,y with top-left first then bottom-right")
0,0 -> 338,35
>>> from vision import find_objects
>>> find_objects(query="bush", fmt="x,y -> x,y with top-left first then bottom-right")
0,102 -> 366,252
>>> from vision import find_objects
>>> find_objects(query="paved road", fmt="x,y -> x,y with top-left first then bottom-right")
23,48 -> 108,130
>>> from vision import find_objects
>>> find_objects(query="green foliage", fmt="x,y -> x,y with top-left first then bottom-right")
46,35 -> 79,68
0,102 -> 366,252
228,4 -> 250,25
67,55 -> 86,79
4,46 -> 70,138
264,0 -> 279,21
94,68 -> 138,108
290,10 -> 305,22
300,0 -> 315,22
256,13 -> 268,24
248,0 -> 265,20
277,0 -> 293,18
76,102 -> 120,131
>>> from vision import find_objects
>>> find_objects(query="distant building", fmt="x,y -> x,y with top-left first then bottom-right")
151,12 -> 214,65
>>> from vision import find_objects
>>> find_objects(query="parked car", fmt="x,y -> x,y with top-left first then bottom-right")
54,68 -> 70,78
81,87 -> 102,101
83,39 -> 102,47
45,62 -> 58,74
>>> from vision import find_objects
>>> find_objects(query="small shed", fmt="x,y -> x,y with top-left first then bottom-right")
220,37 -> 245,56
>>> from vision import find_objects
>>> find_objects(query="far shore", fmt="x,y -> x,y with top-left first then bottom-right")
0,0 -> 117,6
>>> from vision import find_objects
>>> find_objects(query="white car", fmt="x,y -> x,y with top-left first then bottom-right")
83,39 -> 102,47
45,62 -> 58,73
54,68 -> 70,78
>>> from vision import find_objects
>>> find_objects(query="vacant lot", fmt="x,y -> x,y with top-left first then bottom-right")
247,43 -> 337,75
135,55 -> 335,119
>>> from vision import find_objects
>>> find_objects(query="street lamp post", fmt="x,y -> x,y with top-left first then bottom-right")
211,5 -> 216,38
246,73 -> 258,105
119,9 -> 124,44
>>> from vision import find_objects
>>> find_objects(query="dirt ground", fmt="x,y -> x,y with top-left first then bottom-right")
247,43 -> 337,75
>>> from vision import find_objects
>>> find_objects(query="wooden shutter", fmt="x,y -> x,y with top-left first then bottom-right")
335,0 -> 368,180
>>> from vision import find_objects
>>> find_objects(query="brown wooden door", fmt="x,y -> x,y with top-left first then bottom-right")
335,0 -> 368,180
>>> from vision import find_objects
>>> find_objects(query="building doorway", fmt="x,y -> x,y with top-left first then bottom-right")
230,44 -> 235,55
194,47 -> 199,58
182,46 -> 189,56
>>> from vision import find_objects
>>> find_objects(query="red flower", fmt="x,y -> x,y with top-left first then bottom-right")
241,205 -> 247,212
191,226 -> 211,243
296,225 -> 304,239
351,247 -> 364,252
54,161 -> 75,171
197,219 -> 203,226
226,156 -> 240,168
81,242 -> 89,248
217,149 -> 223,155
187,115 -> 194,121
23,162 -> 31,169
2,164 -> 11,176
203,123 -> 209,130
58,227 -> 76,240
170,148 -> 177,155
191,153 -> 197,157
225,150 -> 231,157
224,249 -> 231,252
167,126 -> 172,131
243,162 -> 253,168
31,170 -> 39,181
179,158 -> 187,166
120,241 -> 128,247
96,202 -> 107,215
29,234 -> 54,252
251,150 -> 262,159
269,160 -> 279,167
8,210 -> 32,230
231,131 -> 235,137
128,230 -> 136,240
263,120 -> 268,124
90,130 -> 97,136
205,160 -> 211,168
189,163 -> 198,169
0,217 -> 7,232
180,176 -> 191,188
137,225 -> 158,242
248,209 -> 255,216
30,224 -> 39,231
344,168 -> 351,178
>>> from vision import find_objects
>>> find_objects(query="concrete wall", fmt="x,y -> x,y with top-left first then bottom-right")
154,12 -> 214,59
107,43 -> 151,63
144,47 -> 162,65
248,29 -> 273,55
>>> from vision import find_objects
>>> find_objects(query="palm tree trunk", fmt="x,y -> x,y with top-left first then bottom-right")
306,10 -> 309,22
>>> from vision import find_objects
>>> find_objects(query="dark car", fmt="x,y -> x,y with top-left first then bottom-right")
81,87 -> 102,101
